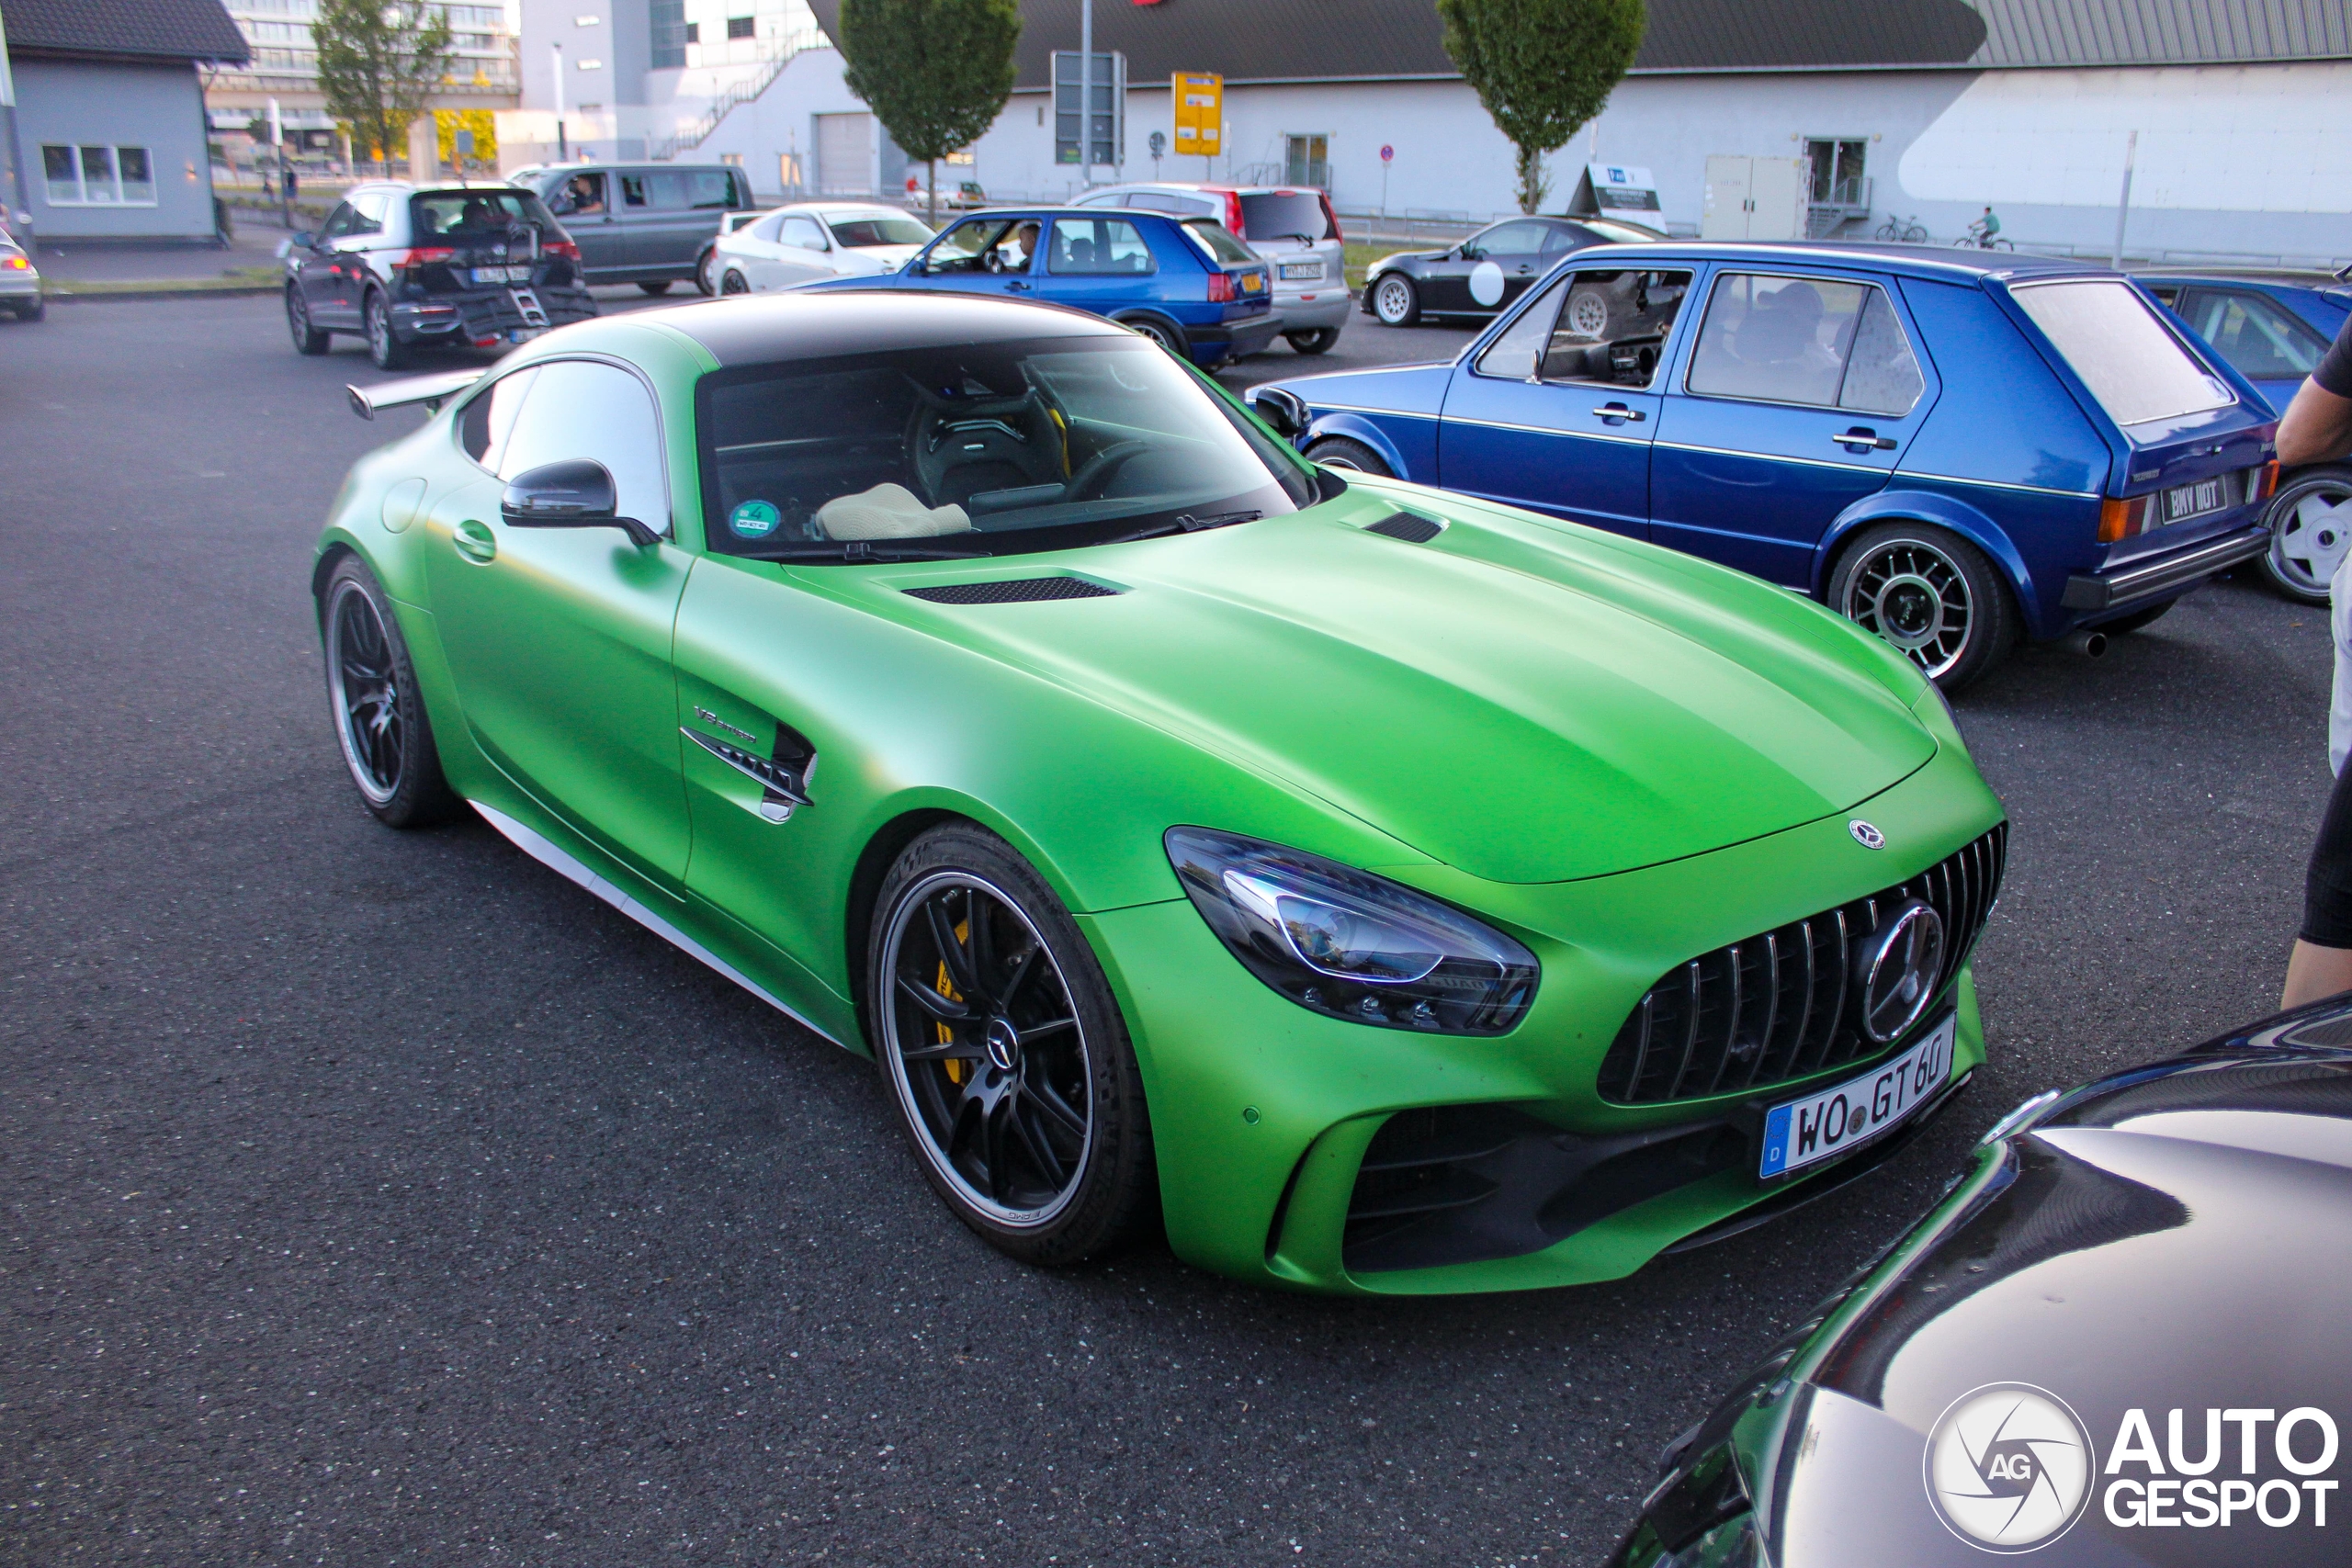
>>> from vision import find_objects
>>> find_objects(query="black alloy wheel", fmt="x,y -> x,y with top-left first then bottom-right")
1285,327 -> 1340,355
288,285 -> 329,354
321,555 -> 459,828
1830,521 -> 2017,692
2262,465 -> 2352,605
363,291 -> 411,370
869,824 -> 1156,1265
1370,274 -> 1419,327
638,279 -> 674,296
719,268 -> 751,296
1304,435 -> 1394,478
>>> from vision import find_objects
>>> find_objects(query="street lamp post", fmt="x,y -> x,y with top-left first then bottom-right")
552,42 -> 567,162
1078,0 -> 1091,187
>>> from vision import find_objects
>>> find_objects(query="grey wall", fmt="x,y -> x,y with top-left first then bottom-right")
14,60 -> 218,242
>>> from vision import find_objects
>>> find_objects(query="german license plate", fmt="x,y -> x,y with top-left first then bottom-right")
470,265 -> 529,284
1279,261 -> 1321,281
1759,1012 -> 1956,1179
2161,477 -> 2225,525
507,327 -> 543,344
1239,272 -> 1264,293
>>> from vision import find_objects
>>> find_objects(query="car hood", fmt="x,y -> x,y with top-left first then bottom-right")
1370,247 -> 1447,273
879,486 -> 1936,884
841,244 -> 922,271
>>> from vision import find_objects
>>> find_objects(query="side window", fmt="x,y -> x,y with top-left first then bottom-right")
2178,288 -> 2329,383
1686,272 -> 1875,409
1838,290 -> 1928,416
619,175 -> 649,209
1476,220 -> 1548,256
779,215 -> 825,251
494,362 -> 668,534
317,201 -> 359,240
548,172 -> 605,216
1048,217 -> 1154,275
1475,275 -> 1570,379
924,218 -> 1014,274
348,191 -> 389,232
1539,225 -> 1580,256
458,366 -> 540,470
1536,268 -> 1694,388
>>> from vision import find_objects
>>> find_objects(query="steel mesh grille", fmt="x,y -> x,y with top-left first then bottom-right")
1598,823 -> 2007,1105
1364,511 -> 1445,544
903,578 -> 1118,604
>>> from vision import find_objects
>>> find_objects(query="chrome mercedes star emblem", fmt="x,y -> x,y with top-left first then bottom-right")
1849,819 -> 1886,850
1859,900 -> 1947,1043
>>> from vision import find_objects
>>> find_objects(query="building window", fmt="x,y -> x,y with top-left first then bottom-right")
1283,133 -> 1329,190
727,15 -> 754,38
649,0 -> 685,67
42,145 -> 157,207
683,20 -> 697,41
1804,138 -> 1868,206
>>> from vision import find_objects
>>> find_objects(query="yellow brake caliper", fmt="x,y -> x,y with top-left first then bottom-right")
937,918 -> 969,1082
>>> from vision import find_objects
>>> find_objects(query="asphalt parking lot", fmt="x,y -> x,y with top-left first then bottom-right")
0,293 -> 2331,1567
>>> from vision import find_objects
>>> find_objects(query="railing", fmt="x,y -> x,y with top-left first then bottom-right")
647,30 -> 825,162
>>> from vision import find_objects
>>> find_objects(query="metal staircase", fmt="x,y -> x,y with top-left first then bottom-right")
649,30 -> 825,163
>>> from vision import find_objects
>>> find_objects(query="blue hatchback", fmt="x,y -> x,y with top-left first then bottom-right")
1250,243 -> 2283,689
804,206 -> 1279,369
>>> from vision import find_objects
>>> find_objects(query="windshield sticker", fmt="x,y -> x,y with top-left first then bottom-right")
729,499 -> 781,539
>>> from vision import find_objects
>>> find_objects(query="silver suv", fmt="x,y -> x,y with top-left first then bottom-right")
1074,183 -> 1347,355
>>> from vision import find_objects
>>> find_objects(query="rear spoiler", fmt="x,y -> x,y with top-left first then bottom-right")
345,368 -> 484,421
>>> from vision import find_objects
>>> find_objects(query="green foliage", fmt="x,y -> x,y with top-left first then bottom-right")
837,0 -> 1019,222
1436,0 -> 1645,213
313,0 -> 455,168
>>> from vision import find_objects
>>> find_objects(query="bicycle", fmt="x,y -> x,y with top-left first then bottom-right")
1955,218 -> 2015,251
1874,214 -> 1928,243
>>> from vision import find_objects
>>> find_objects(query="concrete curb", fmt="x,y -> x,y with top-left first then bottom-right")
43,285 -> 281,303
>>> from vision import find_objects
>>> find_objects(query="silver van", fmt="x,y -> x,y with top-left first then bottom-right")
1074,182 -> 1347,355
507,163 -> 753,294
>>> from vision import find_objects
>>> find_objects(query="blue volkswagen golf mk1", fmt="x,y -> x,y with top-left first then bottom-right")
1248,243 -> 2283,689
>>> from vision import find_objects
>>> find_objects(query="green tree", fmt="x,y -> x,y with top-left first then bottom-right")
1436,0 -> 1645,214
837,0 -> 1019,225
313,0 -> 455,173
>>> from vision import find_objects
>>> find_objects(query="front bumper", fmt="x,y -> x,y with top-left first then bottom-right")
1084,735 -> 2004,1293
2061,517 -> 2269,612
392,284 -> 596,345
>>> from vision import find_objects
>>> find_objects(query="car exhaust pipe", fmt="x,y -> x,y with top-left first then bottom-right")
2065,629 -> 2109,660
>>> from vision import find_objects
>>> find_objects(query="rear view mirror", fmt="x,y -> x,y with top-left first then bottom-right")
501,459 -> 660,547
1245,385 -> 1308,441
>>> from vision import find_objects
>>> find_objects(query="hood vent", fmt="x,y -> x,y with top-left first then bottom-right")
1364,511 -> 1445,544
904,577 -> 1119,605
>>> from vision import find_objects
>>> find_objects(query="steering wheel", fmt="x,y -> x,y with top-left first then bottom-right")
1061,441 -> 1151,504
983,247 -> 1005,274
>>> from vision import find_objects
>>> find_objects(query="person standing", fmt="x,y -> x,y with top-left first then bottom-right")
2276,310 -> 2352,1008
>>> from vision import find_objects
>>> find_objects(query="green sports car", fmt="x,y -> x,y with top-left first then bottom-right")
314,291 -> 2007,1294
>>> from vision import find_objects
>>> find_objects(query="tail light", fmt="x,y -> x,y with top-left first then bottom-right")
1206,271 -> 1235,303
543,237 -> 580,259
2098,495 -> 2154,543
1319,193 -> 1342,244
2,254 -> 29,271
394,247 -> 457,270
1225,191 -> 1245,238
2254,460 -> 2280,503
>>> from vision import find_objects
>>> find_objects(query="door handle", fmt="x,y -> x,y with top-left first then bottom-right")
1832,429 -> 1897,451
452,518 -> 497,563
1003,279 -> 1031,291
1590,404 -> 1646,423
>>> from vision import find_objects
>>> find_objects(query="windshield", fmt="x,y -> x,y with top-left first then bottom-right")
825,211 -> 933,247
1238,192 -> 1330,243
411,189 -> 555,237
1182,219 -> 1255,265
2010,279 -> 2234,430
697,335 -> 1314,560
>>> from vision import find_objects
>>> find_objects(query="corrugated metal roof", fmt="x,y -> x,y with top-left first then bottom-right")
803,0 -> 2351,85
2,0 -> 250,63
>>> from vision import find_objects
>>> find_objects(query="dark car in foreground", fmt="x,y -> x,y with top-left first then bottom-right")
1253,243 -> 2282,690
1609,994 -> 2352,1568
2141,269 -> 2352,604
284,182 -> 595,369
1362,214 -> 1667,327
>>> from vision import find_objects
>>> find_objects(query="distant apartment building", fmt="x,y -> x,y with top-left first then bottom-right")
203,0 -> 519,155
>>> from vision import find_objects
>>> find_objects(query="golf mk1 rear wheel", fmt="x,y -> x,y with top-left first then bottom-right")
2263,466 -> 2352,605
870,825 -> 1155,1265
1831,522 -> 2016,692
321,556 -> 459,829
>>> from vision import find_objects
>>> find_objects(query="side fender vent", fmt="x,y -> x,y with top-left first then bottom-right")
904,577 -> 1120,605
1364,511 -> 1445,544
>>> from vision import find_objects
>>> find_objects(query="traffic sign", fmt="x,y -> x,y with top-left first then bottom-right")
1172,72 -> 1221,158
1380,144 -> 1393,163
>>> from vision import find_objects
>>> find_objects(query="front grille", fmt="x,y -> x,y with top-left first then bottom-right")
903,577 -> 1118,604
1597,824 -> 2007,1105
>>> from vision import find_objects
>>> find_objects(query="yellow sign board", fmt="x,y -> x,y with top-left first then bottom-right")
1171,72 -> 1222,157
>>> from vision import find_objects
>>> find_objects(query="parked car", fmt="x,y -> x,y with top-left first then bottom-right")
0,231 -> 41,321
944,179 -> 989,210
705,201 -> 934,294
1606,992 -> 2352,1568
1361,214 -> 1668,327
1251,243 -> 2282,690
2141,268 -> 2352,603
506,162 -> 754,294
281,182 -> 595,370
1074,182 -> 1349,354
803,206 -> 1280,368
317,290 -> 2005,1291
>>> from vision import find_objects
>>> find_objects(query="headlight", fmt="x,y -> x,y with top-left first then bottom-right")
1164,827 -> 1538,1034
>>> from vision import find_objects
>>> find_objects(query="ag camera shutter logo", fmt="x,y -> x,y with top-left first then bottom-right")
1925,1382 -> 2098,1552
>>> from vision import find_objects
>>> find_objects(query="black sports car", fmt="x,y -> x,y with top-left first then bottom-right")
1608,995 -> 2352,1567
1361,215 -> 1666,327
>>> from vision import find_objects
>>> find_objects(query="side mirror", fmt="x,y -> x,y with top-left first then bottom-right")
1245,385 -> 1308,441
290,230 -> 315,250
501,459 -> 660,547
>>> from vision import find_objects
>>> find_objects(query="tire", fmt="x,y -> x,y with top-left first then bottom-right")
1284,327 -> 1340,355
320,555 -> 461,829
695,247 -> 718,296
1120,314 -> 1187,358
637,279 -> 673,296
1369,273 -> 1419,327
2261,465 -> 2352,605
287,284 -> 329,354
1304,435 -> 1394,478
363,290 -> 412,370
1829,522 -> 2018,692
866,823 -> 1158,1266
718,267 -> 751,296
13,294 -> 44,322
1562,284 -> 1613,340
2097,599 -> 2177,636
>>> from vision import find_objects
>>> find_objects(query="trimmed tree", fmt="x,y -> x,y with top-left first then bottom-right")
837,0 -> 1020,225
1436,0 -> 1646,214
313,0 -> 455,173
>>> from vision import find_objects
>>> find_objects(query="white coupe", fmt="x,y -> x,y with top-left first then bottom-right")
702,202 -> 937,295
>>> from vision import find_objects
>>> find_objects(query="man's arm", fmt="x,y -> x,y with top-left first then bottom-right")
2280,313 -> 2352,468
